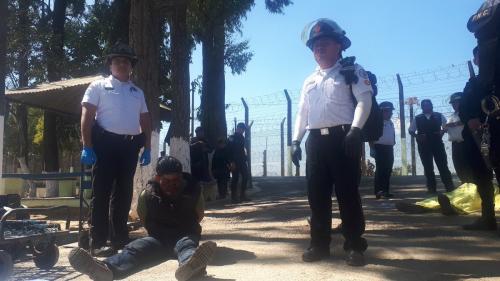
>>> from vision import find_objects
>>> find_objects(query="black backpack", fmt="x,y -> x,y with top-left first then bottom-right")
339,57 -> 383,142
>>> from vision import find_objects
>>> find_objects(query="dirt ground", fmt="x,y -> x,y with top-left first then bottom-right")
9,176 -> 500,281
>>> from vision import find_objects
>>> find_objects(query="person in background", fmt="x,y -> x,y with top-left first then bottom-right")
227,123 -> 250,203
212,138 -> 231,199
371,101 -> 396,199
409,99 -> 455,193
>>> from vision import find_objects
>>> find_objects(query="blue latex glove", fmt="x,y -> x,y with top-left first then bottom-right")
81,147 -> 97,165
140,148 -> 151,166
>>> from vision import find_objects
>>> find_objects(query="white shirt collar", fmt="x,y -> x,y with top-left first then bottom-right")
315,61 -> 341,76
107,75 -> 132,87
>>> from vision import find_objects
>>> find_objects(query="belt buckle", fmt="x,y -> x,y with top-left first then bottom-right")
320,128 -> 329,135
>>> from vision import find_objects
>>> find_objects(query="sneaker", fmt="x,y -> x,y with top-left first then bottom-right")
175,241 -> 217,281
345,250 -> 366,267
463,218 -> 497,231
90,246 -> 117,257
68,248 -> 113,281
437,194 -> 458,216
301,247 -> 330,262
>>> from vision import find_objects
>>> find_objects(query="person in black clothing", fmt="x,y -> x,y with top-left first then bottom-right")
212,138 -> 231,199
190,127 -> 212,183
460,46 -> 499,231
227,122 -> 250,203
409,99 -> 455,193
69,156 -> 217,281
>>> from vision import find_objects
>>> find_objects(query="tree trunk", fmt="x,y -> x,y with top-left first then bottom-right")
169,2 -> 191,172
0,0 -> 8,175
200,6 -> 227,148
129,0 -> 161,219
18,0 -> 34,196
110,0 -> 130,44
44,0 -> 67,197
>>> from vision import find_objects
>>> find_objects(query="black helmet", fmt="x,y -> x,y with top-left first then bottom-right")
379,101 -> 395,110
106,42 -> 138,66
236,122 -> 246,130
302,18 -> 351,50
449,92 -> 463,104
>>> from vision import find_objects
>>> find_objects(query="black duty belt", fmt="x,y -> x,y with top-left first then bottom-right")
100,129 -> 140,141
309,125 -> 350,136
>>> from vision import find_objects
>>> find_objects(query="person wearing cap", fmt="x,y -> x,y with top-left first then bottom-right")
459,46 -> 498,231
371,101 -> 396,199
227,122 -> 250,203
69,156 -> 217,281
80,42 -> 152,256
190,126 -> 213,183
409,99 -> 455,193
444,92 -> 472,184
292,18 -> 372,266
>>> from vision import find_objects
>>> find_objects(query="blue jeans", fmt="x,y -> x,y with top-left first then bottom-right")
104,235 -> 200,279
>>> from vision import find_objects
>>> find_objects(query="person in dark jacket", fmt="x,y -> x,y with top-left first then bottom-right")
227,122 -> 250,203
190,127 -> 212,183
212,138 -> 231,199
69,156 -> 217,281
409,99 -> 455,193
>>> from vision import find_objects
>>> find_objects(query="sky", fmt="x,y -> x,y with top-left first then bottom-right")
190,0 -> 482,104
179,1 -> 485,175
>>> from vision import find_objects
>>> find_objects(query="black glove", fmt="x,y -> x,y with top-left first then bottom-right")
291,140 -> 302,167
344,127 -> 362,159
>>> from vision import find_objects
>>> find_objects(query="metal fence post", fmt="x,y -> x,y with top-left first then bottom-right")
397,74 -> 408,176
284,90 -> 292,176
280,117 -> 286,176
407,97 -> 419,176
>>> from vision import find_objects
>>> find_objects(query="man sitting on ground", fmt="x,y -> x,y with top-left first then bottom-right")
69,156 -> 217,281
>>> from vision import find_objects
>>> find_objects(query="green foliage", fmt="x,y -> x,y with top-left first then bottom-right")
225,38 -> 253,75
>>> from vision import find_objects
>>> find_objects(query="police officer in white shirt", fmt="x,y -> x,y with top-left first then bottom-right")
292,18 -> 372,266
409,99 -> 454,193
371,101 -> 396,199
444,92 -> 472,184
80,43 -> 152,257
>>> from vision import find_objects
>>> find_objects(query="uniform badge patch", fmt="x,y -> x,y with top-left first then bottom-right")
358,69 -> 368,79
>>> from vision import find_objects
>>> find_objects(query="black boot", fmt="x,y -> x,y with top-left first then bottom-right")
463,217 -> 497,231
302,247 -> 330,262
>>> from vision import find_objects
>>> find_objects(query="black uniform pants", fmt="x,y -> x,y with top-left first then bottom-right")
305,126 -> 367,252
374,144 -> 394,195
230,161 -> 248,200
463,130 -> 496,220
417,137 -> 454,192
451,141 -> 472,184
90,128 -> 143,249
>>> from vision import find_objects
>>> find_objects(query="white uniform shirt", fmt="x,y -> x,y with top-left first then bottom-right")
374,120 -> 396,146
82,75 -> 149,135
293,62 -> 373,141
446,112 -> 464,143
408,113 -> 447,134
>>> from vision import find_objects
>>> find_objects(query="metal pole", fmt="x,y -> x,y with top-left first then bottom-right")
241,98 -> 251,186
397,74 -> 408,176
467,60 -> 476,79
280,117 -> 286,176
284,89 -> 292,176
190,82 -> 195,137
263,138 -> 267,177
248,121 -> 253,188
409,101 -> 417,176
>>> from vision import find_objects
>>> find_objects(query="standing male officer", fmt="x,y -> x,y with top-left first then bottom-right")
409,99 -> 455,193
80,43 -> 152,256
371,101 -> 396,199
292,18 -> 372,266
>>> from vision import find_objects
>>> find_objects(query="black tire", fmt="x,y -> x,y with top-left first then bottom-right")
33,243 -> 59,270
0,250 -> 13,280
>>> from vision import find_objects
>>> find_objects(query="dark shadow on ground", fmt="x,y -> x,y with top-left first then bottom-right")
209,246 -> 257,266
11,265 -> 82,281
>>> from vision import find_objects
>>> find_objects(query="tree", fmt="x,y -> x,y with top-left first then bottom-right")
189,0 -> 292,147
0,0 -> 8,175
